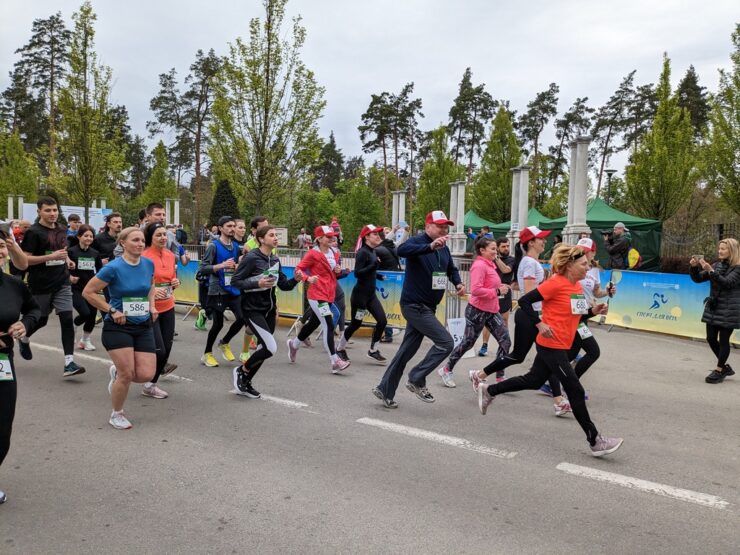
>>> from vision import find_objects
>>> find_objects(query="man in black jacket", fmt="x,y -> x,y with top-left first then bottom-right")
376,229 -> 401,342
604,222 -> 630,270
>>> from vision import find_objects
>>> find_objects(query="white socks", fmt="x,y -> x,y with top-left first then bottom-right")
291,338 -> 302,349
64,355 -> 74,366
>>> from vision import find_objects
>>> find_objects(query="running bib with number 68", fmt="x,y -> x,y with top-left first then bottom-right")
317,302 -> 332,317
577,322 -> 593,339
570,294 -> 588,315
122,297 -> 150,317
432,272 -> 448,290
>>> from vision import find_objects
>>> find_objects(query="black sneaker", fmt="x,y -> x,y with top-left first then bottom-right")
705,369 -> 725,384
405,381 -> 435,403
233,365 -> 260,399
336,349 -> 350,362
724,364 -> 735,377
379,336 -> 392,344
63,361 -> 86,377
367,350 -> 387,364
372,386 -> 398,409
18,341 -> 32,361
241,381 -> 260,399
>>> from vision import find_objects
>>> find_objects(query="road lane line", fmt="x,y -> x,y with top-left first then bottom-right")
556,462 -> 730,510
357,417 -> 517,459
230,392 -> 318,413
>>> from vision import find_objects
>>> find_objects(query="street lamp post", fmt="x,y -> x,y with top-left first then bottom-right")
605,169 -> 617,205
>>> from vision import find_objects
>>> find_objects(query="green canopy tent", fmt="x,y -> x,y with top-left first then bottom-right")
463,210 -> 498,232
539,198 -> 662,271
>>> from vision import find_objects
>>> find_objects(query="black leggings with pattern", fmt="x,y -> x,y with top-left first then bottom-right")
447,304 -> 510,372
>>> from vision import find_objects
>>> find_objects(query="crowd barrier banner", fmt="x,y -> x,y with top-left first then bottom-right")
174,260 -> 200,305
604,270 -> 739,344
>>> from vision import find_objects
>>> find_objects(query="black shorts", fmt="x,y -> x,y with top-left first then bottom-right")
499,292 -> 512,314
207,294 -> 243,319
101,320 -> 156,352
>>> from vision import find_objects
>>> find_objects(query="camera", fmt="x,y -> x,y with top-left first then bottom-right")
600,229 -> 614,240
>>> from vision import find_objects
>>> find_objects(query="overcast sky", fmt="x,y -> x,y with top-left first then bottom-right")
1,1 -> 737,177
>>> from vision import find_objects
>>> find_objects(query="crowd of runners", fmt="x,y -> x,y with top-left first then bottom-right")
1,196 -> 739,505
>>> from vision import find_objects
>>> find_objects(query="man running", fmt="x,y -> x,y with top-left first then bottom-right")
93,212 -> 123,266
19,197 -> 86,377
373,210 -> 465,407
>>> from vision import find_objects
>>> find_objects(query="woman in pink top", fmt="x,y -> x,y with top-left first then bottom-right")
437,237 -> 512,387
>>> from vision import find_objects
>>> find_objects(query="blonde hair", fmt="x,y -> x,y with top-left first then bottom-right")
720,238 -> 740,266
549,244 -> 587,275
117,226 -> 144,247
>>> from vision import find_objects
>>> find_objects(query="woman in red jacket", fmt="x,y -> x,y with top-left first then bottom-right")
288,225 -> 351,374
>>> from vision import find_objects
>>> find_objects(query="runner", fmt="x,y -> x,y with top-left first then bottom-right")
93,212 -> 122,266
140,222 -> 180,399
287,225 -> 351,374
83,227 -> 157,430
19,197 -> 86,377
0,229 -> 41,504
68,224 -> 102,351
479,237 -> 514,356
470,226 -> 570,415
199,216 -> 245,367
437,236 -> 511,387
372,211 -> 465,408
336,224 -> 388,364
476,244 -> 622,457
231,225 -> 301,397
241,216 -> 271,360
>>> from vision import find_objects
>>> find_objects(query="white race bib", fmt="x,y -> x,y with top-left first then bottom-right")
77,257 -> 96,271
156,282 -> 172,299
122,297 -> 150,317
432,272 -> 448,290
354,309 -> 367,321
577,322 -> 593,339
224,271 -> 234,286
45,251 -> 65,266
0,354 -> 13,382
317,302 -> 332,317
570,294 -> 589,315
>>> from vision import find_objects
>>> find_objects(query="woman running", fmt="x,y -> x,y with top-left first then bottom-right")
231,225 -> 300,397
287,225 -> 351,374
438,236 -> 511,387
140,222 -> 180,399
68,224 -> 102,351
336,225 -> 388,364
0,229 -> 40,504
83,227 -> 157,430
470,226 -> 570,416
477,244 -> 622,457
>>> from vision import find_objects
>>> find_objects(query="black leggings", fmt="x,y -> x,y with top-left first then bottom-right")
298,299 -> 336,360
547,321 -> 602,394
706,324 -> 734,367
488,344 -> 599,445
152,308 -> 176,383
343,292 -> 387,348
0,354 -> 17,467
243,309 -> 278,380
205,295 -> 244,353
72,289 -> 98,333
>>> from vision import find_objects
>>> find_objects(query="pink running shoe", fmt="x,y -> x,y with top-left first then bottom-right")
331,358 -> 351,374
477,383 -> 494,415
287,339 -> 298,363
554,399 -> 572,417
468,370 -> 486,392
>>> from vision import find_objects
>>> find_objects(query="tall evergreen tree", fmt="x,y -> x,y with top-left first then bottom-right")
359,91 -> 393,215
126,135 -> 150,194
209,179 -> 239,225
0,66 -> 48,156
622,82 -> 658,154
140,141 -> 176,207
311,132 -> 344,192
343,155 -> 364,180
548,97 -> 593,191
413,127 -> 465,224
676,65 -> 710,138
389,82 -> 424,185
518,83 -> 559,199
625,55 -> 698,220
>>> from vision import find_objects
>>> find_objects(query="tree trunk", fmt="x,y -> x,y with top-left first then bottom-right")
382,141 -> 389,219
596,124 -> 613,197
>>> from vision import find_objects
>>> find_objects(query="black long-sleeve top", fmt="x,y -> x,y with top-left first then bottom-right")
352,244 -> 384,297
0,272 -> 42,356
231,248 -> 298,313
68,244 -> 102,292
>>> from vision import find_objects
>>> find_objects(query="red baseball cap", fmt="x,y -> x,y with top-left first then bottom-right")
518,225 -> 551,244
577,238 -> 597,252
314,225 -> 338,238
359,224 -> 381,239
425,210 -> 454,226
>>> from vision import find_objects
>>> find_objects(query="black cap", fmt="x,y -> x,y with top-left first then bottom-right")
217,216 -> 234,227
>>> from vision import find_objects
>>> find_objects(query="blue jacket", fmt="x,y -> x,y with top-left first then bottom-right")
399,233 -> 461,309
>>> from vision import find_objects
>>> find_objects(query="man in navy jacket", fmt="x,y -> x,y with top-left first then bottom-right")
373,211 -> 466,407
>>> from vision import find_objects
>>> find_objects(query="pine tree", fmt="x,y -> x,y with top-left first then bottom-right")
676,65 -> 710,138
311,132 -> 344,192
413,127 -> 465,224
0,66 -> 48,157
518,83 -> 559,201
140,141 -> 176,207
359,92 -> 393,215
548,97 -> 593,191
209,179 -> 239,225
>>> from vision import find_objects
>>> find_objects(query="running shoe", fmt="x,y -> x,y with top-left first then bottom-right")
554,399 -> 572,417
78,338 -> 96,351
372,386 -> 398,409
477,383 -> 494,415
478,345 -> 488,357
706,369 -> 726,384
331,358 -> 351,374
336,349 -> 349,362
109,411 -> 132,430
0,490 -> 6,504
142,384 -> 169,399
239,351 -> 250,363
537,383 -> 554,397
405,381 -> 435,403
108,365 -> 117,395
194,309 -> 207,330
218,342 -> 236,362
468,370 -> 485,392
287,339 -> 298,363
495,376 -> 505,384
201,352 -> 219,367
379,336 -> 392,344
437,366 -> 456,388
590,435 -> 623,457
18,340 -> 32,361
162,362 -> 178,376
63,361 -> 86,377
724,364 -> 735,376
367,350 -> 387,364
95,313 -> 103,325
249,336 -> 258,350
233,366 -> 261,398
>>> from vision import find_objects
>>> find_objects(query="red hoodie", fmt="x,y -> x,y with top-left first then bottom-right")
296,247 -> 341,302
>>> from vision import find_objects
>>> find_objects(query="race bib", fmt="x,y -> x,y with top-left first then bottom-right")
570,294 -> 588,315
432,272 -> 448,290
577,322 -> 593,339
156,282 -> 173,299
317,302 -> 332,317
45,251 -> 65,266
354,309 -> 367,321
122,297 -> 150,317
0,354 -> 13,382
77,257 -> 96,271
224,271 -> 234,286
262,262 -> 280,287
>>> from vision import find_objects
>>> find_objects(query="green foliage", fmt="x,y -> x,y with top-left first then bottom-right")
548,97 -> 593,190
470,106 -> 520,222
0,131 -> 39,217
140,141 -> 176,207
676,65 -> 710,138
703,24 -> 740,215
209,179 -> 239,226
311,132 -> 344,192
413,127 -> 465,224
333,179 -> 385,246
625,54 -> 698,220
297,186 -> 337,230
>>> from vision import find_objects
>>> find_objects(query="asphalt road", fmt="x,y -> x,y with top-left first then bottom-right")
1,314 -> 739,554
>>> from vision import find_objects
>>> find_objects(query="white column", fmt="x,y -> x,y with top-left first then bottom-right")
7,195 -> 13,220
562,136 -> 592,242
100,198 -> 106,209
165,199 -> 172,225
391,191 -> 400,227
566,140 -> 577,226
507,168 -> 521,243
449,182 -> 458,231
517,165 -> 531,233
174,199 -> 180,226
398,191 -> 406,226
91,199 -> 97,208
449,181 -> 467,255
17,195 -> 24,219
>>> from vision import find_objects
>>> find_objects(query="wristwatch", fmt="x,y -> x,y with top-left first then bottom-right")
108,307 -> 118,316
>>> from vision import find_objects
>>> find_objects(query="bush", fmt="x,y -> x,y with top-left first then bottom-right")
660,256 -> 692,274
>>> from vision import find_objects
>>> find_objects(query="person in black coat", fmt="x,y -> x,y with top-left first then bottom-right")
376,228 -> 402,342
689,238 -> 740,384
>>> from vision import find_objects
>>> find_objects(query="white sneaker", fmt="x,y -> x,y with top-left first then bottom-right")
108,365 -> 117,395
554,399 -> 572,417
437,366 -> 456,388
142,384 -> 168,399
109,411 -> 132,430
77,337 -> 96,351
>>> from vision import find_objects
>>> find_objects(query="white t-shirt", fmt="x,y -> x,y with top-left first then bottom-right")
517,256 -> 545,312
580,267 -> 601,306
323,249 -> 337,270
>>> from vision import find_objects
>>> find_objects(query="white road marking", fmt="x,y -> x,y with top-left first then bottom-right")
357,417 -> 517,459
556,462 -> 730,510
230,392 -> 318,413
163,374 -> 194,382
